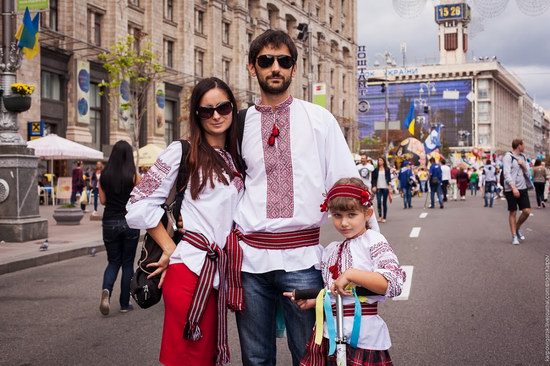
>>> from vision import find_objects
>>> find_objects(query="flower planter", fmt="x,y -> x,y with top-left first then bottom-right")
2,95 -> 32,113
52,207 -> 84,225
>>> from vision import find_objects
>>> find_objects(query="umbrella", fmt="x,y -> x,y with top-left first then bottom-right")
27,134 -> 104,160
135,143 -> 164,167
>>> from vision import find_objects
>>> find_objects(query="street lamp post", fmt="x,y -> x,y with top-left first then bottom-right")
373,51 -> 396,159
0,2 -> 48,241
417,81 -> 436,141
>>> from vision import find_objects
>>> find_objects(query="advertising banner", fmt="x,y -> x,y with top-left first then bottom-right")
312,83 -> 327,109
119,79 -> 134,130
155,82 -> 165,134
17,0 -> 49,12
76,60 -> 90,124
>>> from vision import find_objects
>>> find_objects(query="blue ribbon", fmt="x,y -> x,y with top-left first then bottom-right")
323,291 -> 337,355
349,287 -> 362,348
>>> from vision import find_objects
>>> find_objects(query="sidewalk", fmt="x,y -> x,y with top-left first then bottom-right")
0,205 -> 106,275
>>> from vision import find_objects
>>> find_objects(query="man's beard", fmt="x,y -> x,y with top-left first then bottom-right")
257,73 -> 292,95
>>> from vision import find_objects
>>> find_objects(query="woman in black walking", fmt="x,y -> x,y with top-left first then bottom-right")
98,140 -> 141,315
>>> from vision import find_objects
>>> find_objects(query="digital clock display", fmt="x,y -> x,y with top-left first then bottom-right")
435,3 -> 468,22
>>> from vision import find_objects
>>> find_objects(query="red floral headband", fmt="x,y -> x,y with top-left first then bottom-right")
320,184 -> 372,212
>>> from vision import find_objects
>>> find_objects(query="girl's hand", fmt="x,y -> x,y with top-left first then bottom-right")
282,292 -> 317,310
330,272 -> 353,296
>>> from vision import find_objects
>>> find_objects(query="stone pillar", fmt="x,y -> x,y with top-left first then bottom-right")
0,0 -> 47,242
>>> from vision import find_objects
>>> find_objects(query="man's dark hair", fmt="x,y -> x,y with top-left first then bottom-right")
512,138 -> 523,149
248,30 -> 298,66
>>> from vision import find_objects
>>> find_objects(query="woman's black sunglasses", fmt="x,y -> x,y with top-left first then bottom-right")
256,55 -> 295,69
196,101 -> 233,119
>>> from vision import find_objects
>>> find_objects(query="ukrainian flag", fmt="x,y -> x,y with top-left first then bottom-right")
15,7 -> 40,60
403,101 -> 415,135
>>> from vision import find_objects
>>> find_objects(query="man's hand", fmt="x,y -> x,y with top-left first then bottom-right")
282,292 -> 316,310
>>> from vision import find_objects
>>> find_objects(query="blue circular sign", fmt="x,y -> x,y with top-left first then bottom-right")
120,80 -> 130,101
78,98 -> 89,116
78,69 -> 90,92
156,94 -> 165,108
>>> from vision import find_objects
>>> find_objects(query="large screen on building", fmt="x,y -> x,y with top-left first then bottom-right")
358,79 -> 473,147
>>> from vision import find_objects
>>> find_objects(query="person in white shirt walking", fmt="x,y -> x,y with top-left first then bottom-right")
502,139 -> 532,245
440,158 -> 451,202
357,155 -> 374,190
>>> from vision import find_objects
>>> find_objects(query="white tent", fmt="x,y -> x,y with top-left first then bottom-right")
27,134 -> 104,160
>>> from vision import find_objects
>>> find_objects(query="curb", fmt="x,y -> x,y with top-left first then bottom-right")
0,242 -> 106,276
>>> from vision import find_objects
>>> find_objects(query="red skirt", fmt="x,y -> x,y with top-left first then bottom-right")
160,263 -> 218,366
300,331 -> 393,366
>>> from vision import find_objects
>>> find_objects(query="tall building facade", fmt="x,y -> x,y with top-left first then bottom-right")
14,0 -> 358,161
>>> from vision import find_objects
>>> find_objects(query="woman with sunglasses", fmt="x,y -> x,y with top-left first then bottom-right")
126,77 -> 245,366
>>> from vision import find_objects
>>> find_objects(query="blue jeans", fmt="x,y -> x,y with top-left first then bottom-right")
402,187 -> 412,208
235,266 -> 324,366
376,188 -> 389,219
430,183 -> 443,207
484,181 -> 496,207
101,219 -> 140,308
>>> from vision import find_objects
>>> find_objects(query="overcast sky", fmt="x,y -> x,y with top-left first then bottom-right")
357,1 -> 550,110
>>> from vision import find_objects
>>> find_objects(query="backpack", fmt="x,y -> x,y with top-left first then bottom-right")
499,152 -> 517,187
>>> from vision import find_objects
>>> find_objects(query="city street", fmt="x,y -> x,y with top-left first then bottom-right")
1,192 -> 548,365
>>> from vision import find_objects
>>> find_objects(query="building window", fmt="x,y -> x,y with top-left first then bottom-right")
87,10 -> 102,46
303,86 -> 307,100
330,69 -> 334,84
165,100 -> 175,146
195,9 -> 204,34
478,79 -> 489,99
164,39 -> 174,68
49,0 -> 58,31
223,59 -> 231,82
302,57 -> 307,76
41,71 -> 62,101
165,0 -> 174,21
317,64 -> 322,81
329,16 -> 333,27
222,22 -> 230,45
330,96 -> 334,112
478,101 -> 490,122
128,24 -> 142,53
342,99 -> 346,115
342,74 -> 346,89
195,49 -> 204,77
89,83 -> 102,149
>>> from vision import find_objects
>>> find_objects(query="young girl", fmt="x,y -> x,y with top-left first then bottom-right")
285,177 -> 405,366
126,77 -> 245,366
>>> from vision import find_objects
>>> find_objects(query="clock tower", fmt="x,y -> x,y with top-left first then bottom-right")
435,0 -> 471,65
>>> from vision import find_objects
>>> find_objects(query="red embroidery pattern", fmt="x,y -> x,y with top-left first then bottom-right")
370,242 -> 406,298
322,241 -> 353,287
256,96 -> 294,218
129,159 -> 171,204
218,150 -> 244,193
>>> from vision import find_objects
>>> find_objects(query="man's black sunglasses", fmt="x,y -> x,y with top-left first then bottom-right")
256,55 -> 295,69
196,101 -> 233,119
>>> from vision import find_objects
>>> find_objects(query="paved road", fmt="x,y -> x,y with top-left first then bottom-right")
1,192 -> 548,365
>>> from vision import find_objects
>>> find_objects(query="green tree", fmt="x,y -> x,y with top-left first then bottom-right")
98,35 -> 164,166
361,135 -> 384,158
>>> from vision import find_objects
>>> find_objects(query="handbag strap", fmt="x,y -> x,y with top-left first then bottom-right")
161,140 -> 190,235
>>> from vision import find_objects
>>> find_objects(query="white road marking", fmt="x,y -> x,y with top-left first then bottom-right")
393,265 -> 414,301
409,227 -> 421,237
419,212 -> 428,219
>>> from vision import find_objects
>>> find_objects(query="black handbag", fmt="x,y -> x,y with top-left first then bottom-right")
130,140 -> 190,309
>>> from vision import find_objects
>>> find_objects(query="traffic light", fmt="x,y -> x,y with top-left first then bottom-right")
380,84 -> 386,93
297,23 -> 308,41
423,106 -> 430,114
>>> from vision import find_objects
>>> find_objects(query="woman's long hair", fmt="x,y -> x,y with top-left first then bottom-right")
377,157 -> 387,171
187,77 -> 245,199
100,140 -> 136,195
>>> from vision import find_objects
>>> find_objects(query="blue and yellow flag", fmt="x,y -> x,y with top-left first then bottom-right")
403,101 -> 415,135
15,7 -> 40,60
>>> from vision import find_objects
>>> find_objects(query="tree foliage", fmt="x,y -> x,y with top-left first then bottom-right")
98,35 -> 164,164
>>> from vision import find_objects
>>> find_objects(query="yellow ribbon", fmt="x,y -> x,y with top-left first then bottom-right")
314,289 -> 326,345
